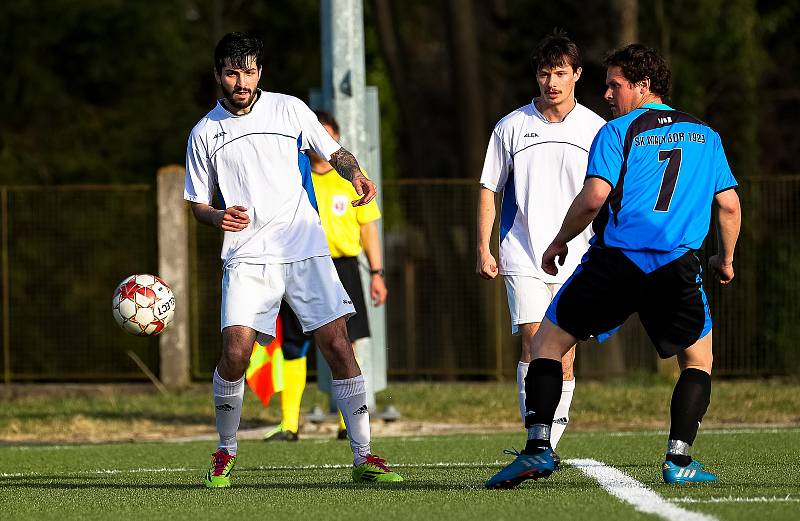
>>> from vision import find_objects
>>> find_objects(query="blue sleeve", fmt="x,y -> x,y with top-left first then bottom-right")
586,123 -> 624,187
713,133 -> 737,193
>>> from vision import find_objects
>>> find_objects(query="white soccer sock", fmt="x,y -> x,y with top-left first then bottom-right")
332,374 -> 371,466
550,378 -> 576,449
516,361 -> 530,427
213,368 -> 245,456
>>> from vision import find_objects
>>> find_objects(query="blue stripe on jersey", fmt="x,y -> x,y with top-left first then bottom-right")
297,134 -> 318,212
586,103 -> 737,271
499,169 -> 517,244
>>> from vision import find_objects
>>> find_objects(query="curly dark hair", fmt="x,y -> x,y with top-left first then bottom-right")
214,32 -> 264,74
603,43 -> 671,98
314,110 -> 340,135
532,28 -> 582,72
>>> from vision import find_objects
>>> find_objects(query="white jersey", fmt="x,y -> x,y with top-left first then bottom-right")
480,99 -> 605,282
185,90 -> 342,266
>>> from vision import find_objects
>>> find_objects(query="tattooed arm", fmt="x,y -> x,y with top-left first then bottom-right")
329,147 -> 377,206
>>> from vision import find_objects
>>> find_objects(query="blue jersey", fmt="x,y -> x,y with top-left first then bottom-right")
586,103 -> 737,272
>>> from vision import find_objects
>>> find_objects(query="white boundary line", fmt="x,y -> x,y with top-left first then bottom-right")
0,461 -> 505,479
567,458 -> 718,521
0,467 -> 196,478
582,427 -> 800,438
672,495 -> 799,504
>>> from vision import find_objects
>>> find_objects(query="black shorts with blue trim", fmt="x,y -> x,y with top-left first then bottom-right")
545,247 -> 712,359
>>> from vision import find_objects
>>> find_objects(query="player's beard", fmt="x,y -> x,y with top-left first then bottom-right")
220,82 -> 257,110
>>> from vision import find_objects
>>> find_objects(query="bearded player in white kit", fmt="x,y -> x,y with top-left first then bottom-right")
185,32 -> 402,488
477,30 -> 604,474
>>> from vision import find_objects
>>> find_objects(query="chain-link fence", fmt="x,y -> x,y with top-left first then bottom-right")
2,178 -> 798,381
0,186 -> 158,381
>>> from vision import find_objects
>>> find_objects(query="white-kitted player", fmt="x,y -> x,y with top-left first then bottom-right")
185,32 -> 402,488
476,29 -> 605,469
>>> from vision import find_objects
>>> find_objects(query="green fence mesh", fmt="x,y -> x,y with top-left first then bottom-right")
2,178 -> 798,381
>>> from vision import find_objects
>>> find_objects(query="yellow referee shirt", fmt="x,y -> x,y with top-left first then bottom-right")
311,169 -> 382,258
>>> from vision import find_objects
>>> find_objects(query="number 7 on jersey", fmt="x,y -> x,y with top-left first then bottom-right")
654,148 -> 682,212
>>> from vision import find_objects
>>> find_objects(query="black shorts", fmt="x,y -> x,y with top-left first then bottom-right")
332,256 -> 370,342
277,256 -> 370,359
278,300 -> 312,360
545,247 -> 712,358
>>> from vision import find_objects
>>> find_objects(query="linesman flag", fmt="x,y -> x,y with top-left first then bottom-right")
246,317 -> 285,406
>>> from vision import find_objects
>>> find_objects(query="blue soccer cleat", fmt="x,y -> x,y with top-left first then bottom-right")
662,459 -> 717,484
485,449 -> 555,489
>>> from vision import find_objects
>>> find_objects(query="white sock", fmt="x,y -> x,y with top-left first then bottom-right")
354,341 -> 377,410
516,361 -> 530,427
213,368 -> 245,456
332,374 -> 371,465
550,378 -> 575,449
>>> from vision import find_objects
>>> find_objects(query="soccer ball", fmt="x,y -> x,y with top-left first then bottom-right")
112,274 -> 176,336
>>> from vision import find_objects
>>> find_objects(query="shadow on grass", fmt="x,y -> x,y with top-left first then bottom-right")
0,478 -> 591,492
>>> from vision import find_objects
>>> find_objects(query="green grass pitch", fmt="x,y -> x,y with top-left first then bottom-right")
1,428 -> 798,520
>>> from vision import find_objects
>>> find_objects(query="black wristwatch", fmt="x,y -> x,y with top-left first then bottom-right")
369,268 -> 385,277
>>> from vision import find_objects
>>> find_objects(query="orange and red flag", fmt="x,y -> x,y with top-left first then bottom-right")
245,317 -> 285,406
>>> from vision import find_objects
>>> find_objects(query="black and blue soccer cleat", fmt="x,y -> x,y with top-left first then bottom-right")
662,459 -> 717,484
485,449 -> 555,489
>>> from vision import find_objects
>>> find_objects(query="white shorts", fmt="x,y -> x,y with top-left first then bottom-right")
504,275 -> 563,335
221,255 -> 355,343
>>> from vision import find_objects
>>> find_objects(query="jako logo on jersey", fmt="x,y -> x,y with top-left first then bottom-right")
353,405 -> 369,415
213,131 -> 227,139
523,132 -> 539,138
658,116 -> 672,125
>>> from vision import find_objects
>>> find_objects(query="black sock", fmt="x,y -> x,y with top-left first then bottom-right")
522,358 -> 562,454
666,453 -> 692,467
668,368 -> 711,445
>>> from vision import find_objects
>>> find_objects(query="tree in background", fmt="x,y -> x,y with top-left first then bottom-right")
0,0 -> 326,185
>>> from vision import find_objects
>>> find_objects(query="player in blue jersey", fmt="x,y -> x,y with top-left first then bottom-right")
486,44 -> 741,488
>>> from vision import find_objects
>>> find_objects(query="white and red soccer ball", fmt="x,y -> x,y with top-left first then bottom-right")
112,274 -> 175,336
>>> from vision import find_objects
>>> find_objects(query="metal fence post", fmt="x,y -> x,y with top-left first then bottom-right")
157,165 -> 190,388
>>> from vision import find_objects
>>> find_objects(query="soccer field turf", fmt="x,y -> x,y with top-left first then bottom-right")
1,428 -> 798,520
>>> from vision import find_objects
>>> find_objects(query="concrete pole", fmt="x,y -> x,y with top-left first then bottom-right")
321,0 -> 368,160
157,165 -> 190,388
318,0 -> 387,409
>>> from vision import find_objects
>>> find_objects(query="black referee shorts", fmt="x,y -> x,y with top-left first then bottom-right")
278,300 -> 312,360
545,247 -> 712,358
332,256 -> 371,342
277,256 -> 370,359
